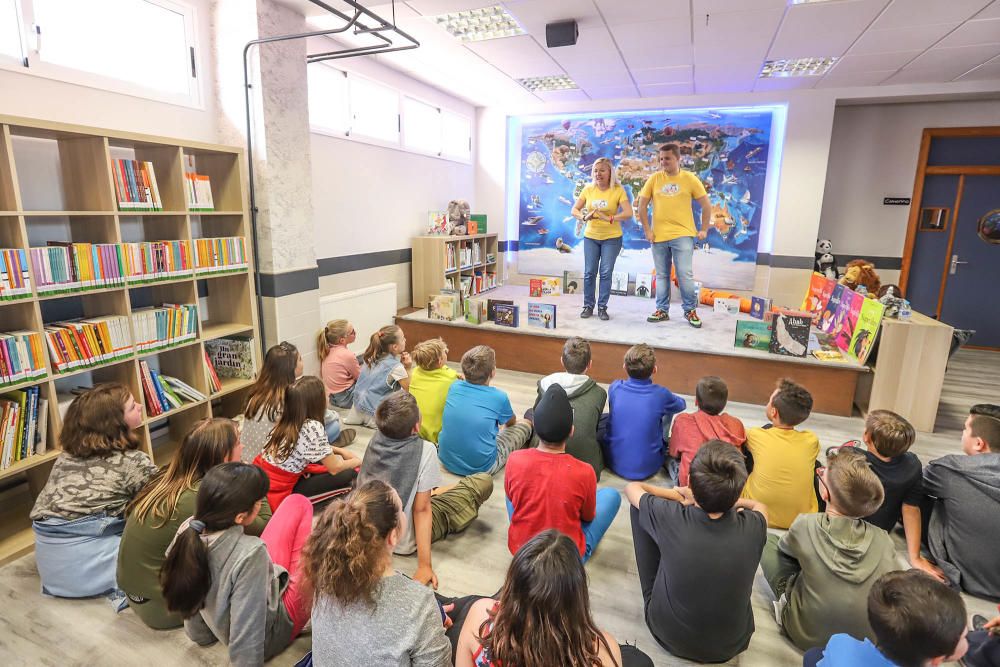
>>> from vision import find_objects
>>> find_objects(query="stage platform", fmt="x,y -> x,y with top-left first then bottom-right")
397,286 -> 868,417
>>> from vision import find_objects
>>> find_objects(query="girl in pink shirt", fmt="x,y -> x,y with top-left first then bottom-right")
318,319 -> 362,408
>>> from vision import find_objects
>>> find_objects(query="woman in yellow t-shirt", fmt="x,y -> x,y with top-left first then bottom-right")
571,158 -> 634,321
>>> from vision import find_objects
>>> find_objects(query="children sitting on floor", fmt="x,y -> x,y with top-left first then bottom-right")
741,378 -> 821,529
408,338 -> 460,444
357,391 -> 493,588
857,410 -> 945,581
254,376 -> 361,510
625,440 -> 768,664
666,375 -> 746,486
506,384 -> 621,562
803,570 -> 969,667
601,343 -> 686,480
923,402 -> 1000,600
761,446 -> 899,651
438,345 -> 533,475
529,336 -> 608,480
318,319 -> 361,409
345,325 -> 411,429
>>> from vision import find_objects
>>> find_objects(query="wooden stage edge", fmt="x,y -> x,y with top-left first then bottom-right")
396,310 -> 865,418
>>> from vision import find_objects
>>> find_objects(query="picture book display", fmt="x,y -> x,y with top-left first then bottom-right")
464,298 -> 488,325
735,320 -> 772,351
204,336 -> 256,379
818,284 -> 846,334
610,271 -> 629,296
634,273 -> 654,298
749,296 -> 772,320
487,299 -> 514,322
529,277 -> 561,297
713,297 -> 741,314
832,288 -> 865,351
527,303 -> 557,329
494,303 -> 519,327
428,294 -> 460,321
848,298 -> 885,363
770,310 -> 811,358
562,270 -> 583,295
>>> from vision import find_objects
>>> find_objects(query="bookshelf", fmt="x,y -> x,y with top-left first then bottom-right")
0,115 -> 261,565
411,233 -> 501,308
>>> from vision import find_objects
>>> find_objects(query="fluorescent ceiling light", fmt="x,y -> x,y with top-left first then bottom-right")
517,75 -> 578,92
788,0 -> 840,4
760,57 -> 838,77
432,5 -> 525,42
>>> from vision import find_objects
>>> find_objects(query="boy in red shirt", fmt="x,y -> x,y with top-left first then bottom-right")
667,376 -> 746,486
505,384 -> 621,562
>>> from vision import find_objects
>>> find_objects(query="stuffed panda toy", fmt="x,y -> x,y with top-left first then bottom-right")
814,239 -> 839,280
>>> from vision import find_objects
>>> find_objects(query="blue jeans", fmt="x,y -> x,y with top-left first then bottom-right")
324,410 -> 341,442
33,513 -> 125,598
651,235 -> 697,313
583,236 -> 622,309
506,487 -> 621,562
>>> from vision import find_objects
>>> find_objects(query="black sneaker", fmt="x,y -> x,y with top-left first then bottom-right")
580,306 -> 594,319
647,309 -> 669,322
684,309 -> 702,328
598,307 -> 609,321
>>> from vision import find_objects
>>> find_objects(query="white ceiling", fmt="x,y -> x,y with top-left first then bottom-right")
281,0 -> 1000,106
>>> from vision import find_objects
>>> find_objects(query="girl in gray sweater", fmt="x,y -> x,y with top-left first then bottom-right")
161,463 -> 314,667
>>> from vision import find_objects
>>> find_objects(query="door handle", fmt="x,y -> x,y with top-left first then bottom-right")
950,254 -> 968,275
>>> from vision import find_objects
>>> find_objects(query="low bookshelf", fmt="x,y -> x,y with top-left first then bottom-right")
411,233 -> 501,308
0,115 -> 260,565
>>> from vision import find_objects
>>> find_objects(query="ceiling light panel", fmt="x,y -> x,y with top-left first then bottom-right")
432,5 -> 525,42
517,75 -> 578,92
760,56 -> 839,77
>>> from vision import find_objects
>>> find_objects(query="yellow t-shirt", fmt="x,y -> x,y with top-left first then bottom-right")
741,426 -> 821,529
580,184 -> 629,241
638,170 -> 708,242
409,365 -> 459,443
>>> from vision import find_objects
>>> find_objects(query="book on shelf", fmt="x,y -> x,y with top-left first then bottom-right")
31,243 -> 126,293
139,360 -> 205,417
735,320 -> 772,351
445,244 -> 458,271
472,243 -> 481,265
464,298 -> 488,325
204,336 -> 256,380
493,303 -> 519,327
205,350 -> 223,393
112,159 -> 163,211
131,304 -> 198,352
769,310 -> 811,358
44,316 -> 133,373
185,172 -> 215,211
0,386 -> 46,469
193,237 -> 248,274
487,298 -> 513,322
0,249 -> 31,301
459,246 -> 473,268
527,303 -> 557,329
161,374 -> 207,403
0,331 -> 47,386
122,241 -> 193,282
610,271 -> 629,296
634,273 -> 654,298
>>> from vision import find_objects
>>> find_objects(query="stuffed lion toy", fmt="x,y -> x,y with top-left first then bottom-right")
839,259 -> 881,297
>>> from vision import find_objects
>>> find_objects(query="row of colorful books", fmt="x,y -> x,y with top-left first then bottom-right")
122,241 -> 193,283
139,359 -> 207,417
458,272 -> 498,298
132,304 -> 198,353
0,249 -> 31,301
113,159 -> 163,211
0,331 -> 47,387
185,172 -> 216,211
31,243 -> 126,293
45,316 -> 133,374
802,273 -> 885,363
1,386 -> 48,470
735,312 -> 812,359
193,237 -> 248,274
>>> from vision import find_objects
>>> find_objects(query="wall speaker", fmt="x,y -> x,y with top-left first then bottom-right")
545,20 -> 578,48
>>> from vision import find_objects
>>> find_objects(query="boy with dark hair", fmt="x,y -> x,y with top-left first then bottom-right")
625,441 -> 768,663
923,402 -> 1000,600
667,376 -> 746,486
357,391 -> 494,588
804,570 -> 968,667
438,345 -> 533,476
528,337 -> 608,480
506,384 -> 621,562
762,447 -> 899,651
742,378 -> 820,528
858,410 -> 944,581
602,343 -> 686,480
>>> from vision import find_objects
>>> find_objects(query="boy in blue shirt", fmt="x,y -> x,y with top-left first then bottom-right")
438,345 -> 533,475
602,343 -> 686,480
804,569 -> 968,667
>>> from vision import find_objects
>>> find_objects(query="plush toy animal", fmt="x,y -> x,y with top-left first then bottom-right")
839,259 -> 881,297
447,199 -> 470,236
815,239 -> 839,280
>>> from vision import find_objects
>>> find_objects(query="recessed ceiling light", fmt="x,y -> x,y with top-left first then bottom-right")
432,5 -> 525,42
517,75 -> 578,92
760,57 -> 838,77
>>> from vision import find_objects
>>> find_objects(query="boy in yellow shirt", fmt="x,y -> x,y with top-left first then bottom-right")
742,378 -> 821,528
408,338 -> 459,444
636,143 -> 713,328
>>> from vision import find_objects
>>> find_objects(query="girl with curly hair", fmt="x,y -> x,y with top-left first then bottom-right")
304,479 -> 451,666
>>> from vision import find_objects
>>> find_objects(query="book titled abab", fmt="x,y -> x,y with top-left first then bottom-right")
527,303 -> 557,329
770,310 -> 811,358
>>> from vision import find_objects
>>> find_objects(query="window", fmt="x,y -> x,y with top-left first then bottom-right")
348,74 -> 399,144
402,96 -> 441,155
307,63 -> 348,136
0,0 -> 23,62
442,111 -> 472,160
0,0 -> 200,106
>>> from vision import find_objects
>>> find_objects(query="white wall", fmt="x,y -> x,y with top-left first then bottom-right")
818,99 -> 1000,260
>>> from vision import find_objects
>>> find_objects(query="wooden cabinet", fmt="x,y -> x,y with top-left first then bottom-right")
411,233 -> 501,308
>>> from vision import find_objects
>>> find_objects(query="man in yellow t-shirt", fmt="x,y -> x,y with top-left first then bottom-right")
636,144 -> 712,328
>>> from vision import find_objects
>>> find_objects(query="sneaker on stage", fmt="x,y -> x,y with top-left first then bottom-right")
684,310 -> 702,328
598,307 -> 609,321
647,309 -> 669,323
581,306 -> 594,319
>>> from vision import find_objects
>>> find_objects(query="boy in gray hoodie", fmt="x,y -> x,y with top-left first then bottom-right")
924,403 -> 1000,601
761,447 -> 899,651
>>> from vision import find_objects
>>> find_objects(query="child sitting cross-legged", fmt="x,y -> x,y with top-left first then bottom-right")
345,325 -> 412,429
741,378 -> 821,529
803,569 -> 969,667
408,338 -> 459,444
626,440 -> 768,664
506,384 -> 621,562
666,375 -> 746,486
357,391 -> 493,588
602,343 -> 687,480
318,319 -> 361,409
762,446 -> 899,651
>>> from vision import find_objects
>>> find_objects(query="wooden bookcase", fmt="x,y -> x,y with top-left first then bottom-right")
411,233 -> 501,308
0,115 -> 260,565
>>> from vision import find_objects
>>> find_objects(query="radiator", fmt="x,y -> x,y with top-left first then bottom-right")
319,283 -> 398,355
